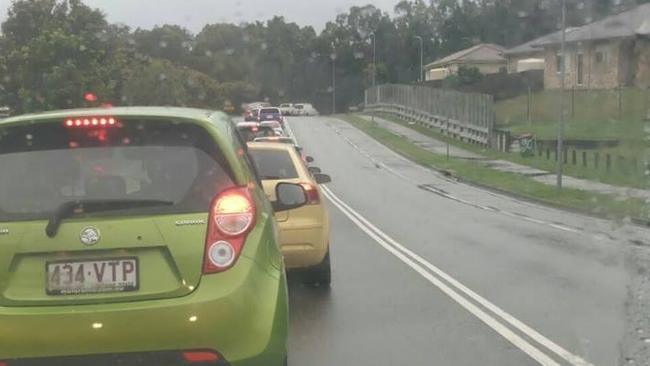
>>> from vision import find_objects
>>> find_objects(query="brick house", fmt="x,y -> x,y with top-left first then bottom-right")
504,29 -> 581,73
534,3 -> 650,90
423,44 -> 506,81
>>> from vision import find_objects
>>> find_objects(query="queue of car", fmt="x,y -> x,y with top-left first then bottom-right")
245,102 -> 318,121
0,104 -> 331,365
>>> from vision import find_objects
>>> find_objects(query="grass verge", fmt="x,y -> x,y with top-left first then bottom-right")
339,114 -> 650,223
374,112 -> 650,190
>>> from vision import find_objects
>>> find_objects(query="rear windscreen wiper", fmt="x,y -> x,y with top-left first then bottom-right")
45,199 -> 174,238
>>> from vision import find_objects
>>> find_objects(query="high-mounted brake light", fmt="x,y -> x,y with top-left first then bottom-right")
64,117 -> 119,128
203,187 -> 256,274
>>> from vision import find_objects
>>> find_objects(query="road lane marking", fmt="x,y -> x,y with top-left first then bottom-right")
321,185 -> 594,366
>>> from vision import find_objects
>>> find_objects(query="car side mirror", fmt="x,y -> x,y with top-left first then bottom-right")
273,182 -> 307,212
308,166 -> 322,174
306,156 -> 314,163
314,173 -> 331,185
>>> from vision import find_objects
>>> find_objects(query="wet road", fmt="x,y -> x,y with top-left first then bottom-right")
284,116 -> 650,366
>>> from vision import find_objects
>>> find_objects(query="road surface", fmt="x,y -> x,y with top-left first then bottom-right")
285,116 -> 650,366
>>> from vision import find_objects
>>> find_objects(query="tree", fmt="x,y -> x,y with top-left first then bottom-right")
0,0 -> 123,112
133,25 -> 193,65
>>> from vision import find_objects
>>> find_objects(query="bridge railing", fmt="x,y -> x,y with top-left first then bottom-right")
364,84 -> 495,147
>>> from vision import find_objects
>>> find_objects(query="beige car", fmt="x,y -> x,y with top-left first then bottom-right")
247,142 -> 332,285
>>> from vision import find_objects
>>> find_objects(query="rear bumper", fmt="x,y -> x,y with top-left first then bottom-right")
280,226 -> 328,269
0,257 -> 288,366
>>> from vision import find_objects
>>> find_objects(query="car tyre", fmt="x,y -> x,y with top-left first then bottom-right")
303,249 -> 331,286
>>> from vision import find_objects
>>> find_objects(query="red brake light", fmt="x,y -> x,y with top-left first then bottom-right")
203,187 -> 256,274
183,351 -> 220,363
300,183 -> 320,205
64,117 -> 119,128
84,92 -> 97,102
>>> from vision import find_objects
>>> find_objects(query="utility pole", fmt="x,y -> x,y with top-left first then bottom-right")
415,36 -> 424,82
556,0 -> 567,189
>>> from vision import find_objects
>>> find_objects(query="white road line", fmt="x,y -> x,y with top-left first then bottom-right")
321,185 -> 594,366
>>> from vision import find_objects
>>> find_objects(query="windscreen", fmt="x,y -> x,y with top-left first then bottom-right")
248,149 -> 298,180
260,108 -> 280,114
0,119 -> 234,221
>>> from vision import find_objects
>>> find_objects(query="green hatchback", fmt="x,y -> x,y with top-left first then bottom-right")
0,107 -> 307,365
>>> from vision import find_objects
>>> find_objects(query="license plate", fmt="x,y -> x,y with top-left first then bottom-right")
46,257 -> 139,296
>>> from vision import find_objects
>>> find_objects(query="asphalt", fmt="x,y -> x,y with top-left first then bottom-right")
285,116 -> 650,366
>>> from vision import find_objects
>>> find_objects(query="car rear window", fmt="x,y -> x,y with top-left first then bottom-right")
260,108 -> 280,114
248,149 -> 298,180
294,105 -> 304,109
0,119 -> 235,221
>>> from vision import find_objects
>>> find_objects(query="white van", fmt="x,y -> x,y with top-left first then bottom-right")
293,103 -> 319,116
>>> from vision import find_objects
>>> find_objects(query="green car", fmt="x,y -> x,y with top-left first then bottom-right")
0,107 -> 308,365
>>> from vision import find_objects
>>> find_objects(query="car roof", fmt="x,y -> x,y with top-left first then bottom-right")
247,141 -> 297,151
0,106 -> 223,126
251,136 -> 294,143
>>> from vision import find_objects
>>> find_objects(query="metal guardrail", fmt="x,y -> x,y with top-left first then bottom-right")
364,84 -> 495,147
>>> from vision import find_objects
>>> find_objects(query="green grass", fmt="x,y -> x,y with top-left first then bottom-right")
495,88 -> 650,141
374,112 -> 650,190
340,114 -> 650,222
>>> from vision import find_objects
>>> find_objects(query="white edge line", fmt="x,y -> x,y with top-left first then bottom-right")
322,185 -> 593,366
321,187 -> 562,366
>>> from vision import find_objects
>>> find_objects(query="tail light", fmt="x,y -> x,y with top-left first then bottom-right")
300,183 -> 320,205
203,187 -> 256,274
183,351 -> 220,363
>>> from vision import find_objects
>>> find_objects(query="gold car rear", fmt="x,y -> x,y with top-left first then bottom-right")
247,142 -> 332,285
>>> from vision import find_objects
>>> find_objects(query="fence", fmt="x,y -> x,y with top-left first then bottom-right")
364,84 -> 495,146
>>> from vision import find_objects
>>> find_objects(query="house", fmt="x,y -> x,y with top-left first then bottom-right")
504,29 -> 579,73
424,44 -> 506,81
534,3 -> 650,89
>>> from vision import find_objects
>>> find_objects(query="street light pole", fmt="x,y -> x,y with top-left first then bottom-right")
415,36 -> 424,82
370,32 -> 377,122
556,0 -> 567,189
331,49 -> 336,115
371,32 -> 377,87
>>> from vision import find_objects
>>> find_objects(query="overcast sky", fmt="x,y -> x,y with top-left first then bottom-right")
0,0 -> 398,33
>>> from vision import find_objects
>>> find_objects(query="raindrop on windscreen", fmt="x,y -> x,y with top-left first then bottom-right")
159,73 -> 167,81
79,44 -> 87,51
517,11 -> 528,18
311,51 -> 319,58
205,50 -> 213,57
25,134 -> 32,141
225,48 -> 235,56
354,51 -> 365,59
242,35 -> 250,43
127,38 -> 136,46
159,41 -> 168,48
576,2 -> 585,10
261,43 -> 268,50
327,86 -> 334,93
